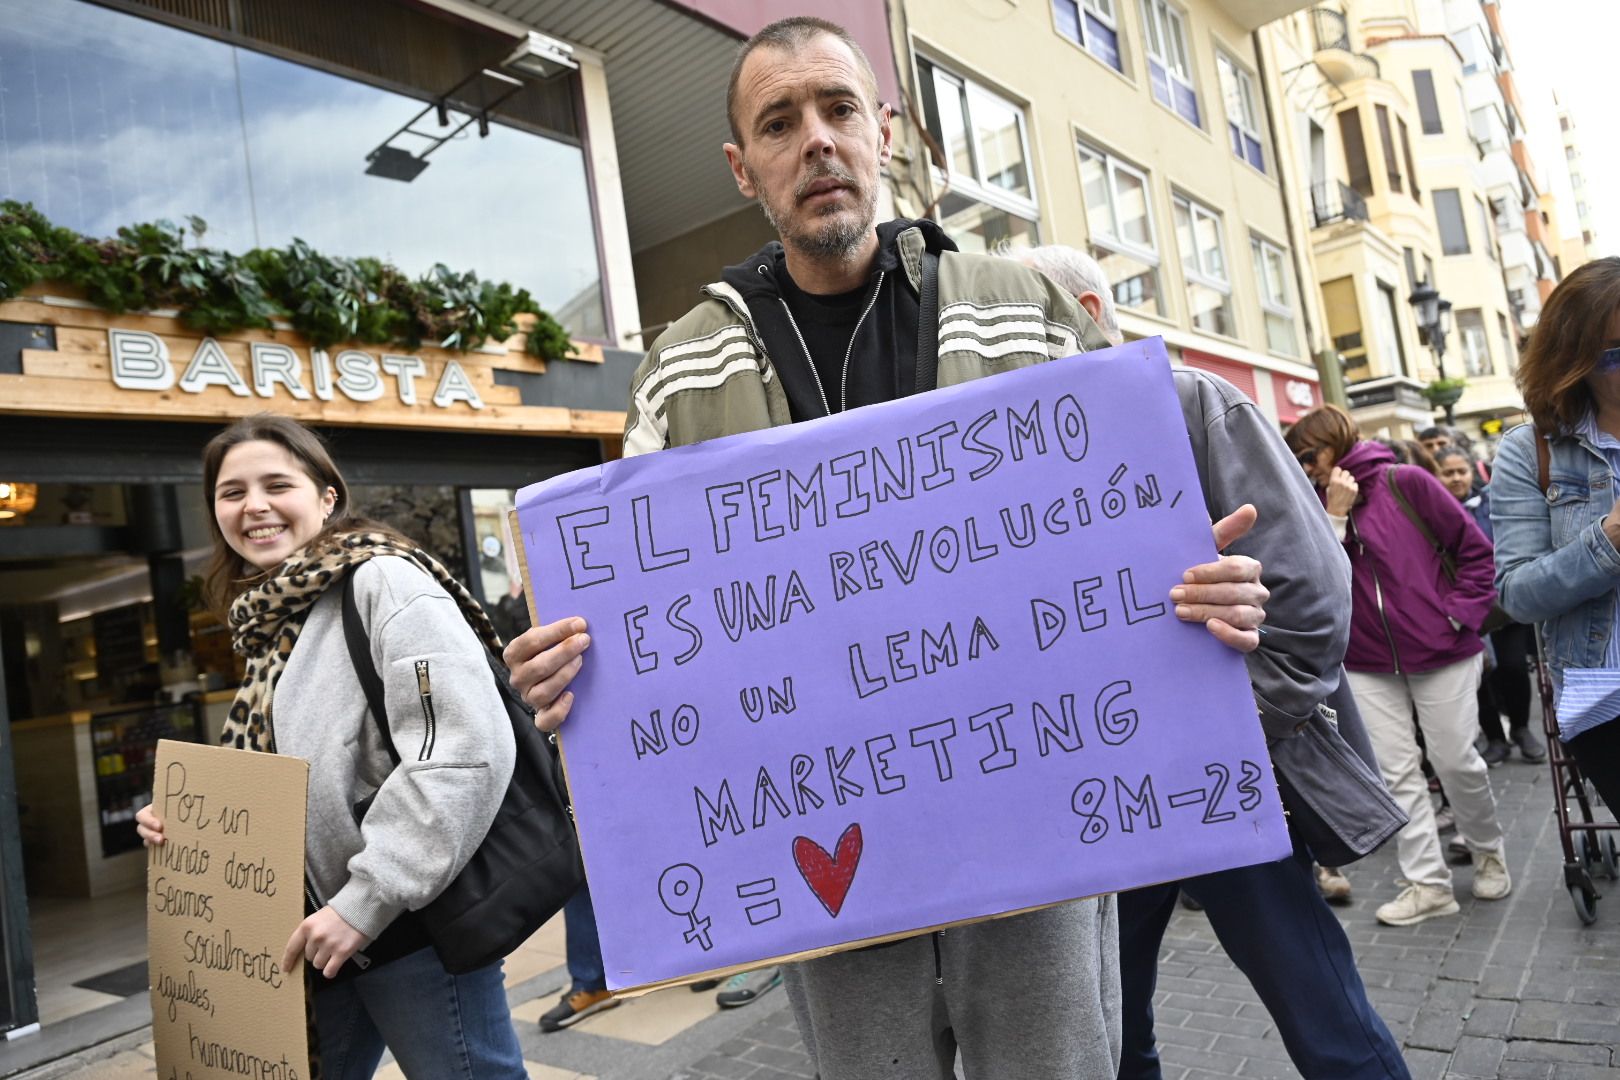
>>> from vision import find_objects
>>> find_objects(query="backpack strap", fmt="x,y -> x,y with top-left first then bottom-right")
1535,426 -> 1551,495
341,570 -> 401,766
1383,466 -> 1457,582
914,250 -> 940,394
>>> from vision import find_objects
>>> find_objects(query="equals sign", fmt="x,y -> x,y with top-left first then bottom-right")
736,878 -> 781,925
1167,789 -> 1207,809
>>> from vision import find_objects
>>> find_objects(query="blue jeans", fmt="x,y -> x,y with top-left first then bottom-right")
313,946 -> 525,1079
1117,837 -> 1410,1080
564,883 -> 606,992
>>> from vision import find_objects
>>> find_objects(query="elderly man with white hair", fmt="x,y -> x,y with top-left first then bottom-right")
1014,244 -> 1124,345
1008,242 -> 1410,1080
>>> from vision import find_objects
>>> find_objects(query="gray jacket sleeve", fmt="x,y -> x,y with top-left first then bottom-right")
1175,370 -> 1351,738
327,558 -> 516,939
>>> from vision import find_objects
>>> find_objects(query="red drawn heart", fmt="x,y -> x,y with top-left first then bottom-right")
793,823 -> 863,918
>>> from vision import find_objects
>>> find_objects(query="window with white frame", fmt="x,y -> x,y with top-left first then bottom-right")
1434,188 -> 1470,255
1499,311 -> 1517,373
1142,0 -> 1200,127
1457,308 -> 1492,376
1476,195 -> 1497,261
1372,282 -> 1409,378
1250,235 -> 1297,356
1172,193 -> 1232,336
1216,52 -> 1263,171
1076,139 -> 1165,317
916,56 -> 1040,253
1052,0 -> 1123,72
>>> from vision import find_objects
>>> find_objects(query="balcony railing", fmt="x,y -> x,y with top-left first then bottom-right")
1311,7 -> 1350,52
1311,180 -> 1369,227
1309,7 -> 1380,79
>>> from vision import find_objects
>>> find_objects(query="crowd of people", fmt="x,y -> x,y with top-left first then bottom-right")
124,14 -> 1620,1078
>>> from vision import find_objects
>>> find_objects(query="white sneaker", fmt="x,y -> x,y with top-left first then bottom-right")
1376,882 -> 1460,926
1471,851 -> 1512,900
1315,865 -> 1353,905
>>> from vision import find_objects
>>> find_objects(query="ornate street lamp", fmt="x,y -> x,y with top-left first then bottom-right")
1409,281 -> 1460,423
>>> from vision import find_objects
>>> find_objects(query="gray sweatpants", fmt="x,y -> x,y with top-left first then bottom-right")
782,897 -> 1121,1079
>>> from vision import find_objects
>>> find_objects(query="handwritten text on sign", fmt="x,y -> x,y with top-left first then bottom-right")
148,740 -> 310,1080
516,339 -> 1289,991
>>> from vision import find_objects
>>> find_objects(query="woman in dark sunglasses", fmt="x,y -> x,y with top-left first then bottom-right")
1285,404 -> 1506,927
1491,256 -> 1620,817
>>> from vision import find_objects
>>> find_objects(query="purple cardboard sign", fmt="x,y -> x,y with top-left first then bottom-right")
514,338 -> 1290,991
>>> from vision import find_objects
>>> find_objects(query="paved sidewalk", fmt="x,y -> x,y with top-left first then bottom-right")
21,756 -> 1620,1079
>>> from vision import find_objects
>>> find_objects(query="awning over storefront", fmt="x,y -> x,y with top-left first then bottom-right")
462,0 -> 896,254
1181,348 -> 1259,401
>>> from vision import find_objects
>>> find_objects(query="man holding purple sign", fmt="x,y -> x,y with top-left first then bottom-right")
505,17 -> 1355,1079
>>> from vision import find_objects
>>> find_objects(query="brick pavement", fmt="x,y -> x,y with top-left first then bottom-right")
22,756 -> 1620,1079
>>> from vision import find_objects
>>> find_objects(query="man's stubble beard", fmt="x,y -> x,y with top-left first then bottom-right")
747,160 -> 878,263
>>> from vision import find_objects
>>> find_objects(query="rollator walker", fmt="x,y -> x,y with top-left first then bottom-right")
1534,638 -> 1620,924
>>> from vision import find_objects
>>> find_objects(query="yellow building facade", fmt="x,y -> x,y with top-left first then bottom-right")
1260,6 -> 1434,435
1259,0 -> 1539,442
1365,26 -> 1522,426
889,0 -> 1323,424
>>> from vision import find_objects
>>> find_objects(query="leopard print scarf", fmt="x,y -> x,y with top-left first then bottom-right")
220,529 -> 500,753
218,530 -> 500,1074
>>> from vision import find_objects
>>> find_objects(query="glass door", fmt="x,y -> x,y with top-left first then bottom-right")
0,626 -> 40,1034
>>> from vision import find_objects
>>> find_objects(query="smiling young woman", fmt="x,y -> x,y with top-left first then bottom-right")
138,413 -> 529,1077
199,415 -> 392,613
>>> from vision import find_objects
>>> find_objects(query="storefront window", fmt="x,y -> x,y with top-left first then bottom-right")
0,0 -> 607,339
466,489 -> 533,644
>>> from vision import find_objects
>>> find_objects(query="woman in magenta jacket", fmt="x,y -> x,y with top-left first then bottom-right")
1287,405 -> 1510,927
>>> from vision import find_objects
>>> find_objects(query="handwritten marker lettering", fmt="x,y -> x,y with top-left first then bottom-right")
149,742 -> 308,1078
658,863 -> 714,951
514,340 -> 1294,991
736,878 -> 782,925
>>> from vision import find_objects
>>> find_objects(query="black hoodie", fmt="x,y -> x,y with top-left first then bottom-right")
719,218 -> 958,423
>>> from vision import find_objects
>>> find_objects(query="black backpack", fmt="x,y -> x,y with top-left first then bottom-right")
340,572 -> 584,975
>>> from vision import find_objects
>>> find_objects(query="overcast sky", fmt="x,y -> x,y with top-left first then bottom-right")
1500,0 -> 1616,257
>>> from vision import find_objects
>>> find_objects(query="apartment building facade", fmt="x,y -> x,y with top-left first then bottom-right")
1556,96 -> 1600,272
1259,0 -> 1553,443
1466,1 -> 1559,328
1390,1 -> 1525,425
887,0 -> 1325,425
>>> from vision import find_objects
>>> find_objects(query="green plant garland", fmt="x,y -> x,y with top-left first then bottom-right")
0,201 -> 575,363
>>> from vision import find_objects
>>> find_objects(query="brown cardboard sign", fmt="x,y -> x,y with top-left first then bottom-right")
148,740 -> 310,1079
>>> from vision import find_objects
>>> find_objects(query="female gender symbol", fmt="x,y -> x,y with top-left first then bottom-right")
657,863 -> 713,951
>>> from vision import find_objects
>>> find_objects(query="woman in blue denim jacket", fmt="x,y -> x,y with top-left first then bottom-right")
1491,256 -> 1620,814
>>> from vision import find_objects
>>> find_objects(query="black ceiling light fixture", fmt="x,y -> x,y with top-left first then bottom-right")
364,31 -> 578,183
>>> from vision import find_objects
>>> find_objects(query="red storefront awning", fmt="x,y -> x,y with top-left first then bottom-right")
1180,349 -> 1257,401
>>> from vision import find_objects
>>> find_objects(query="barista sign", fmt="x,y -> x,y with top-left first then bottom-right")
0,295 -> 624,436
108,329 -> 486,410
